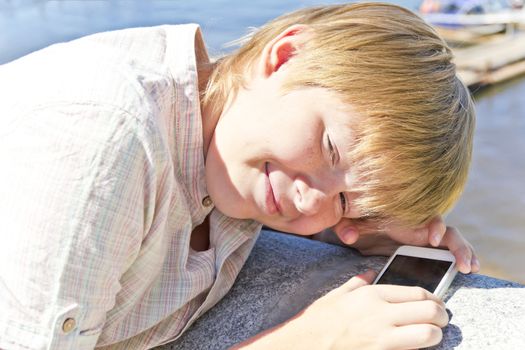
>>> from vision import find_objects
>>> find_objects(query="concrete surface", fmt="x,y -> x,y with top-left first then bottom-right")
156,229 -> 525,350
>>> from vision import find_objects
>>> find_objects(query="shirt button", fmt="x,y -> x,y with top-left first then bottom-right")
202,196 -> 213,207
62,318 -> 77,334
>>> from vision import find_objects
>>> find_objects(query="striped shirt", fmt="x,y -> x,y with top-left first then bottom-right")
0,24 -> 262,350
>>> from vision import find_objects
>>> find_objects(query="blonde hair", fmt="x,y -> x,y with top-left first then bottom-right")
204,2 -> 475,228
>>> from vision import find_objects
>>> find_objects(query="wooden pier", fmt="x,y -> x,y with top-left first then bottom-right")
450,31 -> 525,88
424,12 -> 525,88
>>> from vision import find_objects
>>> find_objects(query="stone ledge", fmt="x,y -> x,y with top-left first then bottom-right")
157,230 -> 525,350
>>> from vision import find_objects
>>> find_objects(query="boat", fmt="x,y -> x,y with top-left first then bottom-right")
420,0 -> 525,35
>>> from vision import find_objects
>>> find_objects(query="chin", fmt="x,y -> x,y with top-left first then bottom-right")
259,220 -> 322,236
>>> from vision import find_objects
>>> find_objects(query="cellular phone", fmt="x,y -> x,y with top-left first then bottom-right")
373,245 -> 458,298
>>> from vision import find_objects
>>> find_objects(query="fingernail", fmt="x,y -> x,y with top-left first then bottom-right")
431,232 -> 441,246
343,228 -> 357,243
473,256 -> 480,269
463,256 -> 472,271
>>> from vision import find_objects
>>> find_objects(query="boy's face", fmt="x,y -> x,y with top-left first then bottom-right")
205,70 -> 363,235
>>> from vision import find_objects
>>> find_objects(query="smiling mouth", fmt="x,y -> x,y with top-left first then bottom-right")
265,162 -> 281,215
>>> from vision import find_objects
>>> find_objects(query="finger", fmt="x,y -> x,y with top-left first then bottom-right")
388,300 -> 449,328
381,219 -> 429,246
333,220 -> 360,245
334,270 -> 377,295
387,324 -> 443,350
428,216 -> 446,247
440,227 -> 473,274
372,285 -> 444,304
471,254 -> 481,273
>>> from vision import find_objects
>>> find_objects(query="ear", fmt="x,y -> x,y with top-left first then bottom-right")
256,24 -> 311,78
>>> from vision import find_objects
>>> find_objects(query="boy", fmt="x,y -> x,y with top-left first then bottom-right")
0,3 -> 477,349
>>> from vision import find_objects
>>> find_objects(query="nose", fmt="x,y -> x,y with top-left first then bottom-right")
294,178 -> 328,216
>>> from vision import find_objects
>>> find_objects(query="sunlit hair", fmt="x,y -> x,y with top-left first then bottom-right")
203,2 -> 475,228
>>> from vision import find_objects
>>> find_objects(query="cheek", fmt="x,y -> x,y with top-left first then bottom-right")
205,143 -> 247,218
273,137 -> 320,171
264,115 -> 320,163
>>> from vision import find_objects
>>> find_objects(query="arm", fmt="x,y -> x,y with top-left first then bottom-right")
315,216 -> 480,274
0,104 -> 156,350
230,271 -> 448,350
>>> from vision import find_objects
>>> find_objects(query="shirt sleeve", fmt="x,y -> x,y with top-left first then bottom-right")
0,102 -> 165,350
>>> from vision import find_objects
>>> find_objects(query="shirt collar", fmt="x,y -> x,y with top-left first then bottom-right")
165,24 -> 211,222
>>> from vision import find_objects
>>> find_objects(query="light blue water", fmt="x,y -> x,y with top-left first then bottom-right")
0,0 -> 419,64
1,0 -> 523,283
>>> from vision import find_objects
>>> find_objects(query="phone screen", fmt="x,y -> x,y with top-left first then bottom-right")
375,255 -> 453,293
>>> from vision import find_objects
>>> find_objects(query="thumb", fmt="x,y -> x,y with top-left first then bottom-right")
331,270 -> 377,296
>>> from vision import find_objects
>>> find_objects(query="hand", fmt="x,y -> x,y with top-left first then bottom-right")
331,216 -> 480,274
437,225 -> 480,274
235,271 -> 449,350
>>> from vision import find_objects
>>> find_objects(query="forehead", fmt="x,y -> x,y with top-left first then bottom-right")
320,90 -> 359,143
285,86 -> 359,122
275,86 -> 361,150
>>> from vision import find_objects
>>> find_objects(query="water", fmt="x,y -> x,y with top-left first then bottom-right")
1,0 -> 523,283
448,78 -> 525,284
0,0 -> 419,63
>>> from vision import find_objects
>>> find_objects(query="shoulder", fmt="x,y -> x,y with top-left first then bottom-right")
1,24 -> 203,112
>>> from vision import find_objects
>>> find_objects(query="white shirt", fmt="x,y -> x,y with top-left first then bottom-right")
0,24 -> 261,350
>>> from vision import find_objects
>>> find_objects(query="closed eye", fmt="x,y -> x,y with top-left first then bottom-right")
339,192 -> 347,215
327,134 -> 336,166
326,133 -> 345,214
